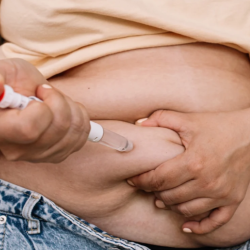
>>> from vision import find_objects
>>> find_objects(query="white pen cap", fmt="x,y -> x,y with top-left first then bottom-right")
88,121 -> 104,142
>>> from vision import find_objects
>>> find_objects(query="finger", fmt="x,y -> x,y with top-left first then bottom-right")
0,101 -> 53,161
69,102 -> 90,152
188,211 -> 211,222
155,199 -> 171,210
35,84 -> 72,148
136,110 -> 190,133
182,205 -> 237,234
154,179 -> 200,206
0,59 -> 46,96
9,84 -> 72,161
171,198 -> 219,217
39,98 -> 90,163
127,153 -> 192,191
0,101 -> 52,144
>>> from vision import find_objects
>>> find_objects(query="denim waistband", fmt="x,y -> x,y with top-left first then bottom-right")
0,179 -> 148,250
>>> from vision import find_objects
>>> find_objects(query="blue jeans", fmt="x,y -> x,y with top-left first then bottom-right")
0,178 -> 249,250
0,179 -> 148,250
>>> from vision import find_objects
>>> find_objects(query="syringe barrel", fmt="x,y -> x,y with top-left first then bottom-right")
88,121 -> 133,152
99,128 -> 133,152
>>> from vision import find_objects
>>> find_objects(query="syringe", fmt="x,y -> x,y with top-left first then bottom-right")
0,85 -> 133,152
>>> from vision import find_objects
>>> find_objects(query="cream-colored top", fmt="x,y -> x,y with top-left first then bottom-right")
1,0 -> 250,79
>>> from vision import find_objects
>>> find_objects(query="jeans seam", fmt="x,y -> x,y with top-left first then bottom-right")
23,225 -> 37,250
62,209 -> 120,240
0,212 -> 37,250
64,212 -> 146,250
0,215 -> 7,250
0,183 -> 144,250
71,213 -> 119,240
0,209 -> 140,250
54,207 -> 143,250
0,211 -> 42,221
2,209 -> 111,243
0,182 -> 118,238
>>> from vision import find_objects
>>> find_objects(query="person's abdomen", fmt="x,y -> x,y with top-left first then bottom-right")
1,43 -> 250,247
50,43 -> 250,123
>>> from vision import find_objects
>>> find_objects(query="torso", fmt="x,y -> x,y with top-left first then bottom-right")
1,43 -> 250,247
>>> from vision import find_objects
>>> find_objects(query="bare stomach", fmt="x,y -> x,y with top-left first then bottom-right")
1,43 -> 250,248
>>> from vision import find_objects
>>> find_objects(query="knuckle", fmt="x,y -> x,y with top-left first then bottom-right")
234,193 -> 244,204
51,100 -> 71,133
5,151 -> 24,161
37,153 -> 66,164
70,113 -> 85,134
50,155 -> 68,164
217,187 -> 231,200
187,157 -> 204,174
160,192 -> 175,205
156,110 -> 170,123
77,103 -> 90,133
208,179 -> 230,199
35,102 -> 53,121
71,120 -> 84,134
18,121 -> 40,143
154,110 -> 165,119
50,159 -> 64,164
203,183 -> 216,196
197,225 -> 212,235
211,218 -> 227,229
71,142 -> 83,153
204,177 -> 223,195
53,116 -> 71,133
150,173 -> 165,191
211,211 -> 232,230
176,204 -> 193,217
77,103 -> 90,131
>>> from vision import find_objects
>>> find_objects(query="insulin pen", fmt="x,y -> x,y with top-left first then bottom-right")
0,85 -> 133,152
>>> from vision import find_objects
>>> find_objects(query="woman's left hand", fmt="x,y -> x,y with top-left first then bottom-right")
127,109 -> 250,235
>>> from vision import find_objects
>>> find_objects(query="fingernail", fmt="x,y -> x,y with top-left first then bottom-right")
127,180 -> 135,187
183,228 -> 192,233
136,118 -> 148,125
155,200 -> 166,209
42,84 -> 52,89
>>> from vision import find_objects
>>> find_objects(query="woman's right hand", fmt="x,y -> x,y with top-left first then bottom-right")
0,58 -> 90,163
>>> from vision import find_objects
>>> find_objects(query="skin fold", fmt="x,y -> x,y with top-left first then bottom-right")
1,43 -> 250,247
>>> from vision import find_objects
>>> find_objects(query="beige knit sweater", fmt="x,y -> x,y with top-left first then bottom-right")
1,0 -> 250,79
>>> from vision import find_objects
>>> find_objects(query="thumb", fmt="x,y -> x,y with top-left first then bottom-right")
136,110 -> 189,133
36,84 -> 55,101
182,206 -> 236,235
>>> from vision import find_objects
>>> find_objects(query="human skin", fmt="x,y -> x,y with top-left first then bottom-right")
1,43 -> 250,247
130,108 -> 250,235
0,58 -> 90,163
